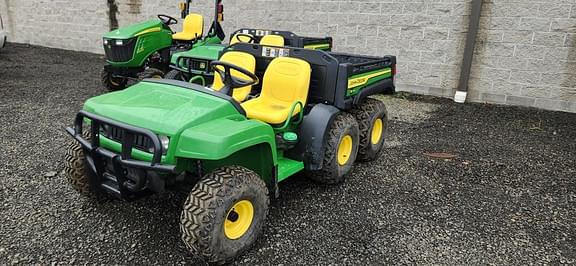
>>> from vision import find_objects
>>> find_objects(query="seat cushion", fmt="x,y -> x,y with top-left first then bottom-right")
260,35 -> 285,46
172,13 -> 204,41
241,99 -> 298,125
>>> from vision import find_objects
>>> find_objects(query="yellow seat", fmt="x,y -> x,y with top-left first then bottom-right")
241,57 -> 311,124
172,14 -> 204,41
230,33 -> 254,45
212,51 -> 257,102
260,35 -> 285,46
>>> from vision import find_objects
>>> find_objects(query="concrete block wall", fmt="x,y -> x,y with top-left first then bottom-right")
1,0 -> 575,113
0,0 -> 109,54
468,0 -> 576,113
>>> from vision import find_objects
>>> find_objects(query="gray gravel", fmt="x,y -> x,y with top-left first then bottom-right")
1,43 -> 575,265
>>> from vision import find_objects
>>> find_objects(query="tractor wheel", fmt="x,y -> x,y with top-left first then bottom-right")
180,166 -> 269,264
63,133 -> 101,198
308,112 -> 360,184
164,69 -> 186,81
101,69 -> 127,91
138,67 -> 164,80
350,98 -> 388,162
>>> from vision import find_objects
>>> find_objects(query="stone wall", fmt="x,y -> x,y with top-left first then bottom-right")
1,0 -> 575,112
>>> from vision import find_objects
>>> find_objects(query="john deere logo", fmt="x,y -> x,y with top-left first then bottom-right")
348,77 -> 368,88
137,46 -> 145,54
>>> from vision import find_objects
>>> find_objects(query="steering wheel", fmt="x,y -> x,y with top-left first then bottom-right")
211,61 -> 259,97
157,14 -> 178,26
234,33 -> 256,44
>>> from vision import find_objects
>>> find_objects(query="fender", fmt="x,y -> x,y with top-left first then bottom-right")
285,103 -> 340,171
175,117 -> 277,164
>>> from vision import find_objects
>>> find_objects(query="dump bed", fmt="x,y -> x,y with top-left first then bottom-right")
231,28 -> 333,51
226,43 -> 396,111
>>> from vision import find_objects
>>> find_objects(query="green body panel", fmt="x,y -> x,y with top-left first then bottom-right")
346,68 -> 393,97
176,117 -> 276,163
170,43 -> 226,70
83,81 -> 280,183
277,155 -> 304,182
104,19 -> 172,68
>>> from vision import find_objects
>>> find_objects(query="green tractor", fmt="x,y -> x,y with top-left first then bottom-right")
166,28 -> 333,85
101,0 -> 225,91
65,43 -> 396,263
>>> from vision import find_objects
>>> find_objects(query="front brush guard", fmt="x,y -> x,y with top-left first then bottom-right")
66,111 -> 176,198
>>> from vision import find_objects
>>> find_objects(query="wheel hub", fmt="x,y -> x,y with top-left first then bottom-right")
224,200 -> 254,240
337,135 -> 353,166
371,118 -> 383,145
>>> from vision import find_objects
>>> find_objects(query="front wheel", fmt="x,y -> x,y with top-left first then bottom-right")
63,135 -> 102,198
164,69 -> 186,81
101,69 -> 127,91
180,166 -> 269,264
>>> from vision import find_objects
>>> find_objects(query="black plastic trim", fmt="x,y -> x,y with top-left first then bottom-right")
285,104 -> 340,170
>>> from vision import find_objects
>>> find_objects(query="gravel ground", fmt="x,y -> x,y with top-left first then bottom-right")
1,43 -> 575,265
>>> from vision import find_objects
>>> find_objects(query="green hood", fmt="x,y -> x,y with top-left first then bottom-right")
104,19 -> 164,39
83,81 -> 241,135
171,44 -> 225,65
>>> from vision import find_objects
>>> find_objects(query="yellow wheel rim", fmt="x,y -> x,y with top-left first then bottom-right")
152,75 -> 162,79
110,78 -> 119,86
224,200 -> 254,240
371,118 -> 383,145
337,135 -> 353,166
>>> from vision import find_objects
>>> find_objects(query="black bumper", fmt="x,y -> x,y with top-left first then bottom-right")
66,111 -> 176,197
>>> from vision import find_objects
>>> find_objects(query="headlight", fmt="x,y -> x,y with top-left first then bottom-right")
103,39 -> 109,45
115,39 -> 123,46
159,135 -> 170,153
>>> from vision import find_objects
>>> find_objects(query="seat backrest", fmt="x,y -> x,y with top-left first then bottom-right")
260,35 -> 285,46
212,51 -> 257,102
260,57 -> 311,105
230,33 -> 254,45
182,13 -> 204,37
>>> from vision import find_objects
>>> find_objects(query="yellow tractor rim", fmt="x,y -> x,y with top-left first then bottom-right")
337,135 -> 353,166
224,200 -> 254,240
110,78 -> 119,86
152,74 -> 163,79
371,118 -> 383,145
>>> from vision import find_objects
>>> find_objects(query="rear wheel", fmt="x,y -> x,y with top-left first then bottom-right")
350,98 -> 388,161
308,112 -> 360,184
138,67 -> 164,80
180,166 -> 269,264
101,69 -> 127,91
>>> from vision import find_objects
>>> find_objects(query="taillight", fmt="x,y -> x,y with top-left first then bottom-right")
392,64 -> 397,75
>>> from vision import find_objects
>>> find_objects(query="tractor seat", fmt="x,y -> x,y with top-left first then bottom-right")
230,33 -> 254,45
212,51 -> 257,102
241,57 -> 311,124
260,35 -> 285,46
172,13 -> 204,41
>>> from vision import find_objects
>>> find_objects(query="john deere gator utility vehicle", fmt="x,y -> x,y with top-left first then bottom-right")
65,42 -> 396,263
165,28 -> 333,85
101,0 -> 225,91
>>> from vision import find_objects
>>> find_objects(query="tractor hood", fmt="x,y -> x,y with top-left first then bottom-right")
104,19 -> 164,39
171,44 -> 225,65
83,80 -> 243,136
